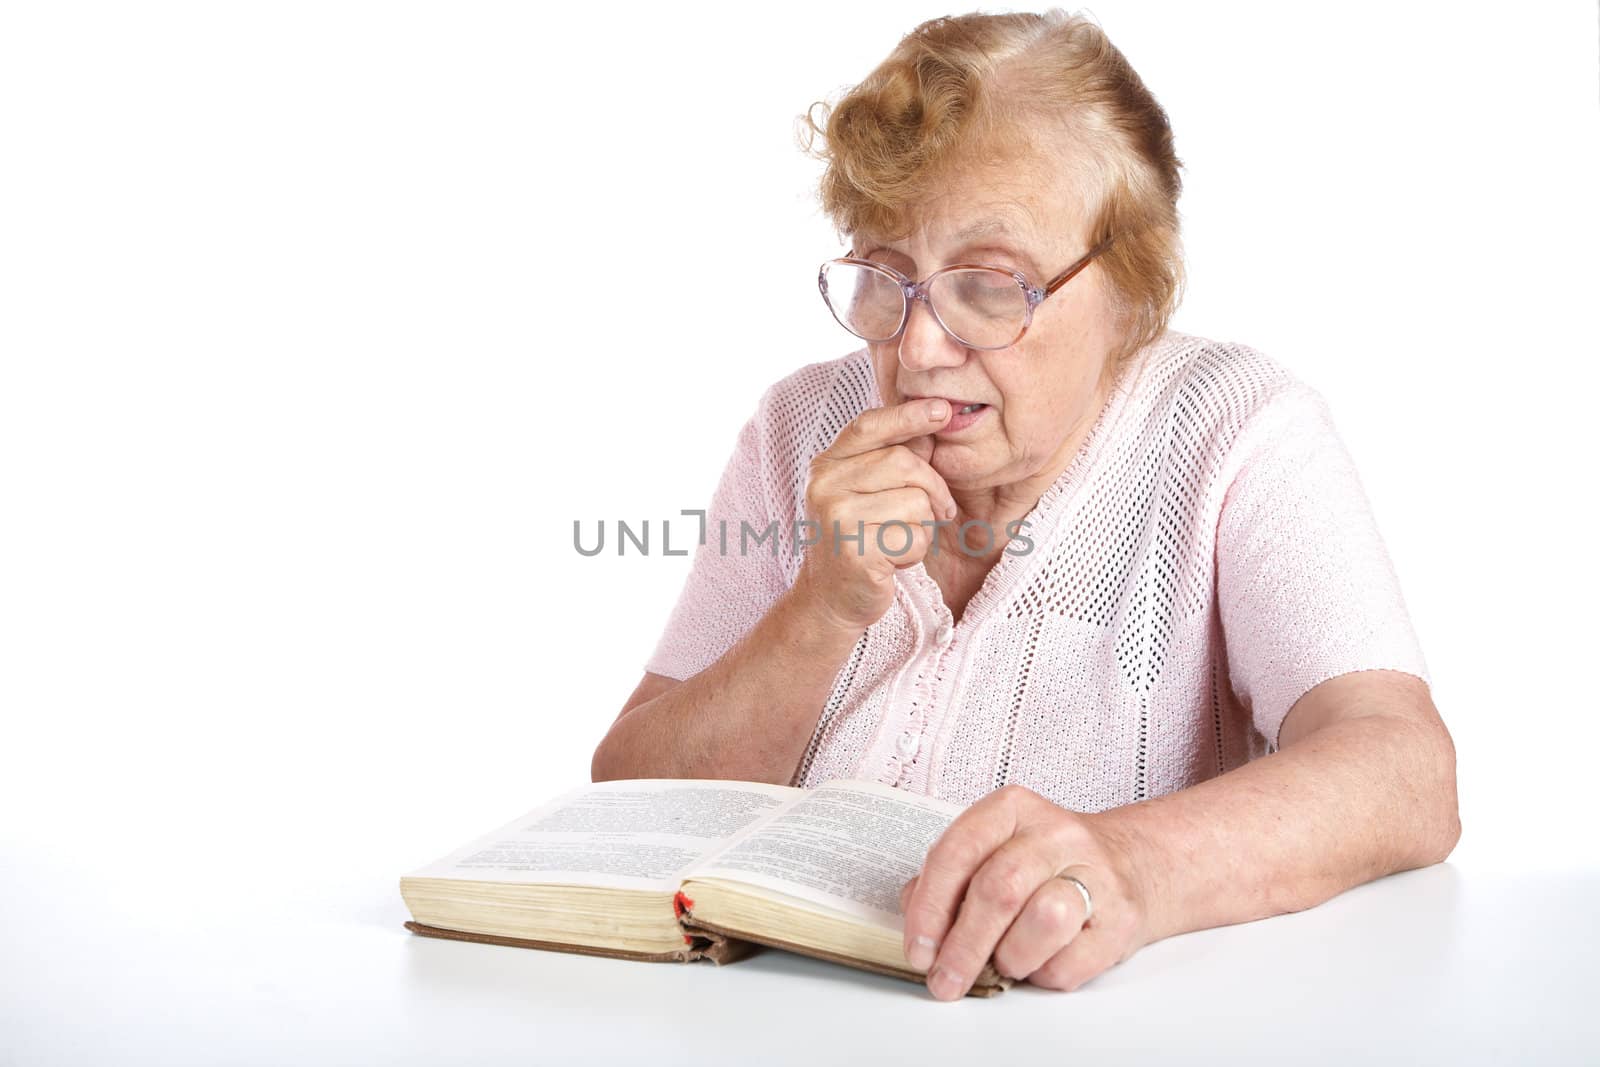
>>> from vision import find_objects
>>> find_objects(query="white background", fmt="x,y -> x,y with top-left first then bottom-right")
2,0 -> 1597,973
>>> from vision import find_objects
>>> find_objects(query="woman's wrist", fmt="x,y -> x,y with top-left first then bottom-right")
1083,804 -> 1177,950
786,562 -> 872,644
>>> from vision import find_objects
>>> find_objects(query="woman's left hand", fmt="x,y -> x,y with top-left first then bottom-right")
898,783 -> 1158,999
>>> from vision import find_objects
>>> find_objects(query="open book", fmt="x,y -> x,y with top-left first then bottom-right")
399,777 -> 1013,997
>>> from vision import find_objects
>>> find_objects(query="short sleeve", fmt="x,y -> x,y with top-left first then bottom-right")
642,395 -> 794,682
1216,382 -> 1431,749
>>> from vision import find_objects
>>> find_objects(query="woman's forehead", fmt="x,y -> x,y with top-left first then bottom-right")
852,207 -> 1061,270
854,169 -> 1071,247
857,209 -> 1037,247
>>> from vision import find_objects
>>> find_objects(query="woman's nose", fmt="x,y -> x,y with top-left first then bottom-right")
897,295 -> 968,371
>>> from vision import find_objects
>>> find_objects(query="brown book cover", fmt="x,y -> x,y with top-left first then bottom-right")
402,918 -> 758,965
671,910 -> 1013,997
402,909 -> 1012,997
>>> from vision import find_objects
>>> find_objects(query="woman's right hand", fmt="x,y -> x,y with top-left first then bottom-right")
796,397 -> 958,632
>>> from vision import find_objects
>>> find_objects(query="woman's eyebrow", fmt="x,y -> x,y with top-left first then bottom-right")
958,242 -> 1044,275
863,230 -> 1046,276
952,236 -> 1047,278
859,216 -> 1028,252
954,217 -> 1014,241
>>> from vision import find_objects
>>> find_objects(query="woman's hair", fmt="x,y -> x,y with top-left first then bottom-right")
797,8 -> 1185,369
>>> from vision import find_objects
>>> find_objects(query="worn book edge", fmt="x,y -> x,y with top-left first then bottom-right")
402,919 -> 759,965
675,910 -> 1013,998
401,915 -> 1011,997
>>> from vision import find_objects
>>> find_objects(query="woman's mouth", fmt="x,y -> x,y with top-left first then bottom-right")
939,402 -> 989,433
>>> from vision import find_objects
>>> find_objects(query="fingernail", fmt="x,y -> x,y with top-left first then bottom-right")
906,935 -> 937,971
928,399 -> 949,419
929,965 -> 965,1000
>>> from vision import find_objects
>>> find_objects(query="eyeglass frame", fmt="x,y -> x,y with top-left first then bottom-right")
817,234 -> 1117,351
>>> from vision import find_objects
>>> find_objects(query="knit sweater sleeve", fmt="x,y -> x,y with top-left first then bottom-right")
642,389 -> 792,682
1215,380 -> 1431,750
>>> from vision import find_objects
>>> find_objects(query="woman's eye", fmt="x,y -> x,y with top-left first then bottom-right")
860,250 -> 1022,278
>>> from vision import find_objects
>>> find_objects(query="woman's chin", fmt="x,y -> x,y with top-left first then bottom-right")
929,448 -> 990,487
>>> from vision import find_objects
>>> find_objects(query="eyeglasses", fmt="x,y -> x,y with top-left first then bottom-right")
817,235 -> 1115,351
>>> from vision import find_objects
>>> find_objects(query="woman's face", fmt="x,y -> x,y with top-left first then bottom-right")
855,160 -> 1123,495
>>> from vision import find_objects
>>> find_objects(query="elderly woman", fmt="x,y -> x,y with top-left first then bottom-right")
591,9 -> 1459,1000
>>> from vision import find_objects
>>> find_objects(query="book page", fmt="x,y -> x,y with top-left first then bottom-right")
404,779 -> 805,893
685,779 -> 967,930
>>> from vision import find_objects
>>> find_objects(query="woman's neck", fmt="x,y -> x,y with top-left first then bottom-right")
941,374 -> 1111,564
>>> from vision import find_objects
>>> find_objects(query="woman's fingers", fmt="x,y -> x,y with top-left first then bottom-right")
797,398 -> 956,631
824,488 -> 937,564
829,398 -> 953,461
898,787 -> 1148,999
829,486 -> 935,525
1024,918 -> 1123,993
919,835 -> 1060,999
989,869 -> 1093,981
899,791 -> 1022,987
816,445 -> 957,521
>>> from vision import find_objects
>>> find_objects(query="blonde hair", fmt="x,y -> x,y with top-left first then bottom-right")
797,8 -> 1186,369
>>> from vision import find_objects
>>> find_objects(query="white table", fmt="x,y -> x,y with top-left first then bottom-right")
2,852 -> 1595,1065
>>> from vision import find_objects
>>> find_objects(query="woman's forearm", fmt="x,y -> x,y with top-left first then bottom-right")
1088,710 -> 1461,946
591,570 -> 866,785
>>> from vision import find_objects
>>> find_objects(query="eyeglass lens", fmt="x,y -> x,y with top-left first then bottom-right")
822,262 -> 1028,349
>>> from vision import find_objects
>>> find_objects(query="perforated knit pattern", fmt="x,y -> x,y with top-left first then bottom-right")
643,331 -> 1430,813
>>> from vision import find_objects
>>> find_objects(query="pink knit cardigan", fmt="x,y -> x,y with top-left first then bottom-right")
643,330 -> 1430,813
